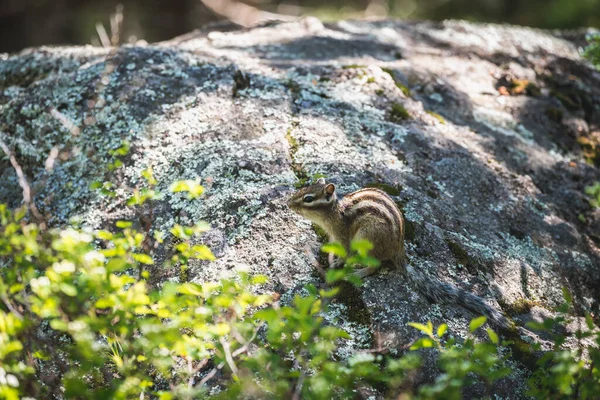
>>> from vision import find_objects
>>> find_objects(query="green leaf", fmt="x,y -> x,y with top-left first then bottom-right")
469,316 -> 487,333
89,181 -> 103,189
321,242 -> 347,258
410,337 -> 435,350
251,275 -> 268,285
169,180 -> 205,198
59,283 -> 78,297
177,283 -> 203,296
191,245 -> 216,261
96,230 -> 113,240
325,268 -> 347,284
486,328 -> 499,344
561,287 -> 572,304
437,323 -> 448,337
345,274 -> 363,287
95,297 -> 115,308
584,312 -> 595,330
106,257 -> 128,272
132,253 -> 154,265
142,168 -> 157,185
50,319 -> 68,331
116,220 -> 133,228
408,322 -> 433,336
350,239 -> 374,256
14,206 -> 27,222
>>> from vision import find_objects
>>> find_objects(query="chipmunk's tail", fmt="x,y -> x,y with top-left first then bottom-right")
406,265 -> 514,331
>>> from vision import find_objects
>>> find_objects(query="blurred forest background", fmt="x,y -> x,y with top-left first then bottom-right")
1,0 -> 599,53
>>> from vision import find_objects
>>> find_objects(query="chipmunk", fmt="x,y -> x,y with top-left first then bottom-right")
288,178 -> 513,330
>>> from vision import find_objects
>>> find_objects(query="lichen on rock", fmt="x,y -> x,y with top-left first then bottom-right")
1,18 -> 600,397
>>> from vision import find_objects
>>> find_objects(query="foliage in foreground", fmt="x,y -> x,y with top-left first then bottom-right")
584,32 -> 600,70
0,176 -> 599,399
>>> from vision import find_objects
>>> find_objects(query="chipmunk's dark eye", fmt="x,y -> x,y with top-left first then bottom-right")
303,195 -> 315,203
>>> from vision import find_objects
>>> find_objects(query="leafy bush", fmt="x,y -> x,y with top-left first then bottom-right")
0,162 -> 599,398
585,182 -> 600,208
583,33 -> 600,70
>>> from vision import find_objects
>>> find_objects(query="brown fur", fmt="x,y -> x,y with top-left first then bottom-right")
288,179 -> 406,270
288,179 -> 513,330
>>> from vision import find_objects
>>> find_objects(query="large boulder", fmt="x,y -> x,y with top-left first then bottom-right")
1,18 -> 599,397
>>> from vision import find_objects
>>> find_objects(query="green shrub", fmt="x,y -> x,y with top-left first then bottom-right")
1,163 -> 599,398
583,33 -> 600,70
585,182 -> 600,207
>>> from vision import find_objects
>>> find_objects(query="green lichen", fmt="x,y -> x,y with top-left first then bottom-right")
446,240 -> 479,274
388,103 -> 411,123
366,77 -> 376,84
284,79 -> 301,94
543,75 -> 593,115
375,89 -> 384,96
503,298 -> 541,317
394,201 -> 415,242
366,182 -> 401,196
312,223 -> 329,243
426,110 -> 446,124
381,68 -> 411,97
545,107 -> 563,123
403,219 -> 416,242
333,282 -> 373,326
342,64 -> 367,69
285,123 -> 310,188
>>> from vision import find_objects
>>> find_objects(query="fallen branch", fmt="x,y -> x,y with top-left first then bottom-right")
0,138 -> 46,228
199,0 -> 296,28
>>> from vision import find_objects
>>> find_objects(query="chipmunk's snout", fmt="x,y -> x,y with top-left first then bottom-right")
287,197 -> 298,208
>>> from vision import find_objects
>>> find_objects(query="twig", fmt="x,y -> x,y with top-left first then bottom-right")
110,5 -> 124,46
232,325 -> 261,357
49,108 -> 81,136
197,325 -> 261,387
1,295 -> 23,320
44,146 -> 60,172
291,359 -> 305,400
0,139 -> 46,227
219,336 -> 239,377
96,23 -> 111,49
199,0 -> 295,28
197,361 -> 225,388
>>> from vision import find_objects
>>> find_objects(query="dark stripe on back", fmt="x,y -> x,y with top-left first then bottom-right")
345,189 -> 402,229
348,201 -> 395,226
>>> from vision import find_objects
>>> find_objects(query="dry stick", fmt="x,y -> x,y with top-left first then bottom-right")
95,23 -> 111,49
219,336 -> 239,377
0,139 -> 46,228
197,325 -> 261,387
199,0 -> 295,28
110,5 -> 124,46
291,359 -> 305,400
1,294 -> 23,320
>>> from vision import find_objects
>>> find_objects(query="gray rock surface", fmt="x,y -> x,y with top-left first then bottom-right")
1,18 -> 600,397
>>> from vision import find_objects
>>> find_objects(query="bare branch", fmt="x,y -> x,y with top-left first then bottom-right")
219,336 -> 239,377
199,0 -> 296,28
96,23 -> 111,49
44,146 -> 60,172
197,361 -> 224,388
197,325 -> 261,387
110,4 -> 124,46
0,139 -> 46,227
291,359 -> 305,400
1,294 -> 23,320
49,108 -> 81,136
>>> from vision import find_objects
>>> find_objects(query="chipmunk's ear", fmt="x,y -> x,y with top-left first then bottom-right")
316,177 -> 326,185
325,183 -> 336,197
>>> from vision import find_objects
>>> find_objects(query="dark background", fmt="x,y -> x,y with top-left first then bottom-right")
1,0 -> 599,53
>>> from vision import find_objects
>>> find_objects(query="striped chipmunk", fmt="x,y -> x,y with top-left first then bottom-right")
287,178 -> 513,330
